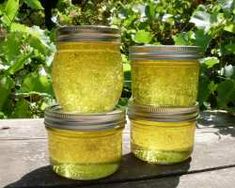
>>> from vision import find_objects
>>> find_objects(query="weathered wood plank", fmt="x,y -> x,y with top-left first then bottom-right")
3,138 -> 235,188
198,111 -> 235,128
0,119 -> 45,140
1,112 -> 235,187
0,137 -> 235,187
2,129 -> 235,187
74,167 -> 235,188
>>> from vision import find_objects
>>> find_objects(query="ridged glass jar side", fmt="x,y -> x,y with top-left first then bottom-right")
52,42 -> 123,112
130,119 -> 195,164
47,127 -> 123,180
131,59 -> 199,106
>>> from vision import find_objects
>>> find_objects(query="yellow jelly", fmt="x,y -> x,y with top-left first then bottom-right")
52,26 -> 123,112
130,46 -> 202,107
44,105 -> 125,180
128,103 -> 198,164
131,119 -> 195,164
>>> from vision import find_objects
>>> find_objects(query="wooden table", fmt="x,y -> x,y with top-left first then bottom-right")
1,111 -> 235,188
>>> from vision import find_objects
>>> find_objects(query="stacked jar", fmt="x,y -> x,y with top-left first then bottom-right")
128,45 -> 202,164
44,26 -> 125,180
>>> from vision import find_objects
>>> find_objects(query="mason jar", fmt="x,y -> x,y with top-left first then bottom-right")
128,102 -> 198,164
52,26 -> 123,112
129,45 -> 202,107
44,105 -> 125,180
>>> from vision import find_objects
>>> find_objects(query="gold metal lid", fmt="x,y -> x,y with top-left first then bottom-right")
44,105 -> 125,131
130,45 -> 203,60
128,102 -> 199,122
57,25 -> 120,42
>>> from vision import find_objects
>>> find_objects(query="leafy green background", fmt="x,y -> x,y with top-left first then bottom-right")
0,0 -> 234,118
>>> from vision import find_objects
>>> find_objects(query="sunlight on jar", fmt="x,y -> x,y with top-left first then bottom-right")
52,26 -> 123,112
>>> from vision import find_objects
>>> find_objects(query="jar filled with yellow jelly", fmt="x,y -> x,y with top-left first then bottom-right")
128,102 -> 199,164
44,105 -> 125,180
52,26 -> 123,112
129,45 -> 202,107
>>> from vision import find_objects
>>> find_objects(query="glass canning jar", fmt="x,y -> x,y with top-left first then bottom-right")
128,102 -> 198,164
129,45 -> 202,107
44,105 -> 125,180
52,26 -> 123,112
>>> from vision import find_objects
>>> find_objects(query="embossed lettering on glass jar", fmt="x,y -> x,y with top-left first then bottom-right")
130,45 -> 202,107
52,26 -> 123,112
128,102 -> 198,164
44,105 -> 125,180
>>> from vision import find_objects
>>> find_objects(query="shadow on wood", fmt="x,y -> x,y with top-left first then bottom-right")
198,111 -> 235,137
5,154 -> 191,188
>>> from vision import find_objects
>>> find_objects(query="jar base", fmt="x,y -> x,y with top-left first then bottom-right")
51,160 -> 119,180
132,144 -> 193,164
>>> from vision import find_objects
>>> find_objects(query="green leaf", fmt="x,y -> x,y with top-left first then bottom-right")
23,0 -> 44,10
198,75 -> 210,106
10,24 -> 53,56
133,30 -> 153,43
0,3 -> 4,12
11,99 -> 31,118
218,0 -> 234,12
10,22 -> 28,32
20,72 -> 53,95
223,65 -> 235,78
200,57 -> 219,68
3,0 -> 19,25
0,111 -> 5,118
193,29 -> 212,51
208,81 -> 218,94
190,12 -> 211,31
1,32 -> 23,63
118,97 -> 129,108
7,52 -> 32,74
123,63 -> 131,72
173,32 -> 192,45
217,79 -> 235,107
145,2 -> 156,20
123,14 -> 138,27
123,63 -> 131,89
225,43 -> 235,54
224,23 -> 235,33
190,6 -> 216,32
0,75 -> 14,110
173,30 -> 211,51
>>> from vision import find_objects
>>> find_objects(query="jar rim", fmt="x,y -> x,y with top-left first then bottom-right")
129,45 -> 203,60
128,102 -> 199,122
57,25 -> 120,42
44,105 -> 125,131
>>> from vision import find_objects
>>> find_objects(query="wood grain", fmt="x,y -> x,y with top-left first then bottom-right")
0,111 -> 235,188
